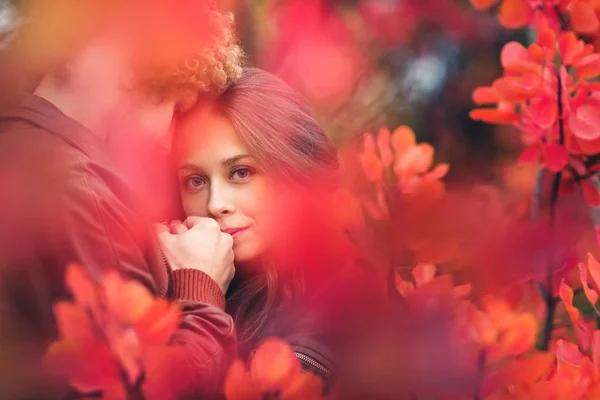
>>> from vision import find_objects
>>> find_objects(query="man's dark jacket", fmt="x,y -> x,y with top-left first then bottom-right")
0,94 -> 235,400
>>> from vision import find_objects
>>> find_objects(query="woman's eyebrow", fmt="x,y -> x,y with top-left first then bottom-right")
178,163 -> 201,172
222,154 -> 251,167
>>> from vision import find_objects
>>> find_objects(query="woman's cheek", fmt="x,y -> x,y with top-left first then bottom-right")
181,192 -> 208,217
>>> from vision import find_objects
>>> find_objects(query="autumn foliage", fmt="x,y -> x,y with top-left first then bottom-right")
26,0 -> 600,399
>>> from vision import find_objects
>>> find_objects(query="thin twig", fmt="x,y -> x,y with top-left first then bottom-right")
538,59 -> 566,351
474,349 -> 487,400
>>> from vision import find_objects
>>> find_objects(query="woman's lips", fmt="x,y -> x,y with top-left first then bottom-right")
222,226 -> 250,239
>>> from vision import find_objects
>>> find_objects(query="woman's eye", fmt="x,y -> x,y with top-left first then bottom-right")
184,175 -> 206,191
231,167 -> 254,181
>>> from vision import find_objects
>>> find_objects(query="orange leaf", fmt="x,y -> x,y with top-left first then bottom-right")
395,273 -> 415,297
559,31 -> 585,65
377,127 -> 393,167
135,300 -> 180,348
528,43 -> 545,64
53,301 -> 95,341
499,0 -> 533,28
570,0 -> 600,34
104,270 -> 154,325
43,339 -> 120,393
425,163 -> 450,181
593,330 -> 600,373
224,360 -> 261,400
536,28 -> 557,60
390,125 -> 417,156
542,143 -> 568,172
453,284 -> 472,299
579,262 -> 599,306
412,263 -> 436,286
282,370 -> 323,400
576,54 -> 600,79
587,252 -> 600,292
473,86 -> 499,104
483,352 -> 553,396
559,279 -> 581,324
470,0 -> 498,10
143,346 -> 192,400
556,338 -> 584,368
493,76 -> 537,103
491,313 -> 537,360
395,143 -> 434,178
250,339 -> 300,391
65,263 -> 98,309
110,328 -> 141,386
581,180 -> 600,206
470,108 -> 519,123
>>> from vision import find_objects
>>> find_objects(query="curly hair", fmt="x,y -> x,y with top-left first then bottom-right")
11,0 -> 243,102
136,6 -> 244,110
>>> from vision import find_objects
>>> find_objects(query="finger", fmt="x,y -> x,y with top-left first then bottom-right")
185,216 -> 220,230
153,222 -> 170,235
156,229 -> 174,247
170,221 -> 188,235
183,216 -> 204,228
220,232 -> 234,248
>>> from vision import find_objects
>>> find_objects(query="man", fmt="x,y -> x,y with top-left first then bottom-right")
0,1 -> 242,398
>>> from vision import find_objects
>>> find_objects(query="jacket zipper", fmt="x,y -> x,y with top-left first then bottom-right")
294,352 -> 332,376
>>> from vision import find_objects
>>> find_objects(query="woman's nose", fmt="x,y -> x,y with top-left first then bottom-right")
207,181 -> 235,217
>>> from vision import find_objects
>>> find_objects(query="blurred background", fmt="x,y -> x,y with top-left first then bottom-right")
223,0 -> 532,186
0,0 -> 533,185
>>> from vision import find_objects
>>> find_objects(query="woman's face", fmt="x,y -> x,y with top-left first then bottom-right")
173,110 -> 275,264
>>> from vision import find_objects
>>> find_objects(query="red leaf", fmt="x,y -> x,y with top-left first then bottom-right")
501,41 -> 529,69
542,143 -> 569,172
569,105 -> 600,141
556,338 -> 584,367
582,180 -> 600,206
519,143 -> 542,163
529,97 -> 558,128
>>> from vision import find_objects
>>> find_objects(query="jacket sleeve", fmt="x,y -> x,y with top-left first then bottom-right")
168,269 -> 237,398
61,158 -> 237,398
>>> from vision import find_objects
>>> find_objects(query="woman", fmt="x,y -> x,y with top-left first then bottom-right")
162,68 -> 363,390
